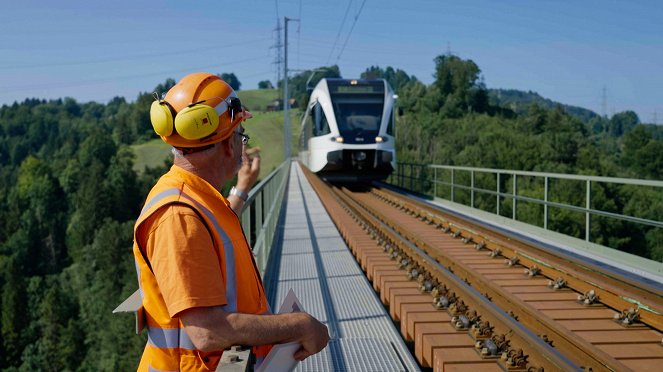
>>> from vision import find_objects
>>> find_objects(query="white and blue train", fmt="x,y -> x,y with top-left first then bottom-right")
298,78 -> 397,181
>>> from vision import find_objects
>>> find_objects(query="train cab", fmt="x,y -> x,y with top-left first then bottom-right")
299,78 -> 397,181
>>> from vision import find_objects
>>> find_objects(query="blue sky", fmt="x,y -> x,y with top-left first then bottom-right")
1,0 -> 661,123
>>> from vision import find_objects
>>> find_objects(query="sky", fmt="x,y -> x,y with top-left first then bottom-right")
1,0 -> 661,123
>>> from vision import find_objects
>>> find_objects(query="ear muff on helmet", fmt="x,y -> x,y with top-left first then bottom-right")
150,98 -> 221,140
150,99 -> 176,137
174,102 -> 220,140
150,73 -> 249,147
150,95 -> 246,141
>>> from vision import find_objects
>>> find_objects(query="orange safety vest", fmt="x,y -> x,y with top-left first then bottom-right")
133,166 -> 272,371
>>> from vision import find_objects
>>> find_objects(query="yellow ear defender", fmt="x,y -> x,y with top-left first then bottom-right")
173,101 -> 220,140
150,94 -> 176,137
149,94 -> 221,140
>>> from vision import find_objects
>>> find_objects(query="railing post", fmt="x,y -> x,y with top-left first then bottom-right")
451,168 -> 455,202
496,172 -> 500,216
544,176 -> 549,230
256,191 -> 263,238
410,164 -> 414,190
512,174 -> 517,220
242,204 -> 251,246
586,180 -> 591,241
470,170 -> 475,208
419,164 -> 425,193
433,167 -> 437,198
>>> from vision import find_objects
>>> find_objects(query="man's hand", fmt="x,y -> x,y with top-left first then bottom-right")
180,307 -> 329,359
293,313 -> 330,361
236,146 -> 261,191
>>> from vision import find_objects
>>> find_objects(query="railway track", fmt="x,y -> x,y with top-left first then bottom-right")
301,166 -> 663,371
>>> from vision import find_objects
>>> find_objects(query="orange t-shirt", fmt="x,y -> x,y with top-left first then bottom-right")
136,204 -> 226,317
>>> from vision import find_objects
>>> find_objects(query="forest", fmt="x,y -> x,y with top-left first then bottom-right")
1,56 -> 661,370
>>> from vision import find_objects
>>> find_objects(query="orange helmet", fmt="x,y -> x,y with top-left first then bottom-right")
149,72 -> 252,148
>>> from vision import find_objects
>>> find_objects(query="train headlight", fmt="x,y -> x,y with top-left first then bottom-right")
332,136 -> 344,143
375,136 -> 387,143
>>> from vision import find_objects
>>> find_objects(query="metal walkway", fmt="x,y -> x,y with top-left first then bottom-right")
264,163 -> 420,372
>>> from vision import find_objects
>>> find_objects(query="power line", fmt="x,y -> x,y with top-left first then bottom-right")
336,0 -> 367,63
87,70 -> 274,104
0,37 -> 270,70
326,0 -> 353,65
3,54 -> 270,93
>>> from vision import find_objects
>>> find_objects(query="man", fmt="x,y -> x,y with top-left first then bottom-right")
134,72 -> 329,371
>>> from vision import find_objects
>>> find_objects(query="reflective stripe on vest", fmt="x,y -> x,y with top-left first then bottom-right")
178,191 -> 238,313
147,327 -> 196,350
139,188 -> 182,217
148,365 -> 178,372
134,259 -> 144,300
138,187 -> 239,312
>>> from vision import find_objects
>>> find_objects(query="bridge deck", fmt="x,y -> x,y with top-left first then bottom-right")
264,163 -> 420,372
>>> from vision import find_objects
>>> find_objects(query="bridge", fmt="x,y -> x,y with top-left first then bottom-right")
228,160 -> 662,372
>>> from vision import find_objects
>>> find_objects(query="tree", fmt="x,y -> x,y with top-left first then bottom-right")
284,66 -> 341,109
360,65 -> 418,93
432,55 -> 490,116
1,255 -> 29,367
608,110 -> 639,137
258,80 -> 274,89
219,73 -> 241,90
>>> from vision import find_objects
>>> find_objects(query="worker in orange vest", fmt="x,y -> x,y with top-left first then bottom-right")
133,72 -> 329,371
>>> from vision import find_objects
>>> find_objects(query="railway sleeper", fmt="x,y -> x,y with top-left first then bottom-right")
373,186 -> 663,332
307,173 -> 648,371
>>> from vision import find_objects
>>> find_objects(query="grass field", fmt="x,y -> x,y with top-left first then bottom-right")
237,89 -> 280,112
131,138 -> 173,173
131,93 -> 302,182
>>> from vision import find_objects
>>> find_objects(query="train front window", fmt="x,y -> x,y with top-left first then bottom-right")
313,102 -> 331,136
332,99 -> 383,144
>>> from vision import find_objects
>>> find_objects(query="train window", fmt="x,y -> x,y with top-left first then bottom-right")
303,106 -> 314,143
313,102 -> 331,136
386,109 -> 394,136
332,99 -> 383,144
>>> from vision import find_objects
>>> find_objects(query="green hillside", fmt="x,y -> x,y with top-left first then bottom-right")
488,88 -> 599,123
131,139 -> 172,172
237,89 -> 280,112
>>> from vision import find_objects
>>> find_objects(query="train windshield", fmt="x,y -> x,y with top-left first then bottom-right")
328,80 -> 385,144
332,100 -> 384,144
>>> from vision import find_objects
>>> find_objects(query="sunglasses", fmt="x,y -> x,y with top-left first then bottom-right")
228,97 -> 243,122
236,132 -> 250,145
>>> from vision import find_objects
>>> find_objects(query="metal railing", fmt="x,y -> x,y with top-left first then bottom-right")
240,160 -> 290,275
389,163 -> 663,243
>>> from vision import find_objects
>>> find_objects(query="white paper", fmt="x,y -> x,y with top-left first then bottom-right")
255,289 -> 304,372
255,342 -> 300,372
278,288 -> 305,314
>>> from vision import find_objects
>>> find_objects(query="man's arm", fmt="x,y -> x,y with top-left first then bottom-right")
180,306 -> 329,361
228,146 -> 261,213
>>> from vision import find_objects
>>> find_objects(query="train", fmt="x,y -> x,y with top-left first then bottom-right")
298,78 -> 397,181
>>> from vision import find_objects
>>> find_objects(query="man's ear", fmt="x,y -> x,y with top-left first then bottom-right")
220,138 -> 234,157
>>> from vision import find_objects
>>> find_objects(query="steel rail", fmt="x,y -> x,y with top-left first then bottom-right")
371,186 -> 663,330
304,173 -> 582,370
342,186 -> 627,372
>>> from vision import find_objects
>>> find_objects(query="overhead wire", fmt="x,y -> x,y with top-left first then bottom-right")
3,54 -> 271,92
336,0 -> 367,63
87,70 -> 274,104
326,0 -> 353,65
0,37 -> 271,70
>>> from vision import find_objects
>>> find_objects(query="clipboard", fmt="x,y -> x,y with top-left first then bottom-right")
255,289 -> 305,372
